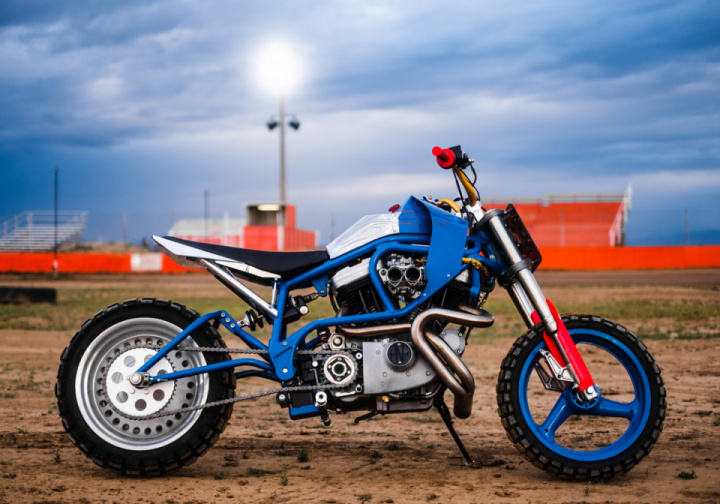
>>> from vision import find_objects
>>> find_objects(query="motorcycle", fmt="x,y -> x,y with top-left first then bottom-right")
56,145 -> 665,480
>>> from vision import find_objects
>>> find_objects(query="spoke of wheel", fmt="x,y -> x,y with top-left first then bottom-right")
539,394 -> 573,442
594,397 -> 638,420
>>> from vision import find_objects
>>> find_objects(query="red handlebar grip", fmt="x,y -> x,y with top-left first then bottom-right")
432,146 -> 455,169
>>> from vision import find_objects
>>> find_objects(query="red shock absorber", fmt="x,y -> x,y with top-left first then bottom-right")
531,300 -> 595,393
318,329 -> 331,346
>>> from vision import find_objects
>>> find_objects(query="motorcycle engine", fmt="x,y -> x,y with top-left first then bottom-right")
377,254 -> 426,299
317,253 -> 475,414
330,253 -> 472,316
299,329 -> 465,414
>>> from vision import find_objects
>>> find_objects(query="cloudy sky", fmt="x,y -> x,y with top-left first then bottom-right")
1,0 -> 719,246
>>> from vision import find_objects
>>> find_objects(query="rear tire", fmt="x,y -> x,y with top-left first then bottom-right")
55,298 -> 235,475
497,315 -> 665,480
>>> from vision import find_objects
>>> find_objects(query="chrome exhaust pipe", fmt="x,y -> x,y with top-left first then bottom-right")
411,306 -> 494,419
336,323 -> 412,338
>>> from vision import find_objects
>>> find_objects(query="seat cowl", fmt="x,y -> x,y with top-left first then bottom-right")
153,235 -> 226,270
217,260 -> 280,283
154,235 -> 329,279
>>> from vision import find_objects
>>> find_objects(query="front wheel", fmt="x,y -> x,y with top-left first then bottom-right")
497,315 -> 665,480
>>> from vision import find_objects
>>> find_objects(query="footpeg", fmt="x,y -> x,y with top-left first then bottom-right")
315,390 -> 332,426
320,410 -> 332,427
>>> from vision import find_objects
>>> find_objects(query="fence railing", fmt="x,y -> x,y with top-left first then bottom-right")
0,211 -> 88,251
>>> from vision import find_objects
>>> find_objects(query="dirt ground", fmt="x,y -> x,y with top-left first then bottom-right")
0,270 -> 719,504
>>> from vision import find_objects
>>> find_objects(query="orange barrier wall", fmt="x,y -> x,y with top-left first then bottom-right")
540,246 -> 720,270
0,252 -> 130,273
1,246 -> 718,274
160,255 -> 197,273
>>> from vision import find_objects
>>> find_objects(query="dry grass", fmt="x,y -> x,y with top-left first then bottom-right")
2,272 -> 719,343
0,271 -> 719,503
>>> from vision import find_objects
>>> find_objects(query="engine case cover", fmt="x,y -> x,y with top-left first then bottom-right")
362,340 -> 436,394
362,329 -> 465,394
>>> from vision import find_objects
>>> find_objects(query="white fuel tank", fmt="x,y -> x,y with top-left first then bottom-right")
326,213 -> 400,259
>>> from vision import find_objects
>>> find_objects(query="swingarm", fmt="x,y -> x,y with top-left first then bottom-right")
132,310 -> 275,386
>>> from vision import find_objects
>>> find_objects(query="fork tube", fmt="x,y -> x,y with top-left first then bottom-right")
516,267 -> 580,385
516,269 -> 556,333
486,213 -> 568,365
485,215 -> 557,333
506,282 -> 534,328
486,215 -> 523,263
486,213 -> 595,396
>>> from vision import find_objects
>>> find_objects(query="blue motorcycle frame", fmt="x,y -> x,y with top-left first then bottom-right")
142,195 -> 505,421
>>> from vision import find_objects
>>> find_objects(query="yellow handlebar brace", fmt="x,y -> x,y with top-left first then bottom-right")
438,198 -> 461,213
453,167 -> 478,207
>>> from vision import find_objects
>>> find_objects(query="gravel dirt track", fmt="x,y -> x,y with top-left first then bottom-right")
0,270 -> 719,504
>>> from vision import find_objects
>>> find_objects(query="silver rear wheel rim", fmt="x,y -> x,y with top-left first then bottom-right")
75,318 -> 210,451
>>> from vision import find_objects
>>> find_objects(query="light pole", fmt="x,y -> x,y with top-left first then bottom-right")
266,106 -> 300,251
266,105 -> 301,205
204,190 -> 209,238
255,42 -> 302,207
280,97 -> 285,205
53,167 -> 58,277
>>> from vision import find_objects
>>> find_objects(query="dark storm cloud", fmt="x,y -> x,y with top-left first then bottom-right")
307,2 -> 720,99
287,1 -> 720,177
551,2 -> 720,77
1,0 -> 718,244
0,0 -> 133,27
3,1 -> 718,151
1,0 -> 258,149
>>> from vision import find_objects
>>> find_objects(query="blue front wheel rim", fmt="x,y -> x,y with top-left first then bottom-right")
518,328 -> 652,463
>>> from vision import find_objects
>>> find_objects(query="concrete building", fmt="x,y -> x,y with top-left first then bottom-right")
168,204 -> 318,251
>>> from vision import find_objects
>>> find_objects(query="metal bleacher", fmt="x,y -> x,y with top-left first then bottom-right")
0,211 -> 88,251
484,186 -> 632,247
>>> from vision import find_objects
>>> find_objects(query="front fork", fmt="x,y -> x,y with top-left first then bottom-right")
485,214 -> 598,403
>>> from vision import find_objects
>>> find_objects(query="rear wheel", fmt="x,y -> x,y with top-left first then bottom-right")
497,315 -> 665,480
56,298 -> 235,475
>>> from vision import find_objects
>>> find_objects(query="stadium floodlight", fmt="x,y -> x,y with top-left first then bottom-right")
254,41 -> 302,98
266,119 -> 279,131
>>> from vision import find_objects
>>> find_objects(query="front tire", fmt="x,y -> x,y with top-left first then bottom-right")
497,315 -> 665,480
55,298 -> 235,475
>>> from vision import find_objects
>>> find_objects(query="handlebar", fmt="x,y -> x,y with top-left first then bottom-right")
432,145 -> 479,207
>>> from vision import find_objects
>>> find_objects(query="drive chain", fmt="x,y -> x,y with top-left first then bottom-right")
102,344 -> 349,422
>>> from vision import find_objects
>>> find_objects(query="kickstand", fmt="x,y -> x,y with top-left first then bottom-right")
354,411 -> 380,424
434,397 -> 476,467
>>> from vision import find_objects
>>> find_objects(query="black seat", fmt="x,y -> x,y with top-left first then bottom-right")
162,236 -> 329,279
